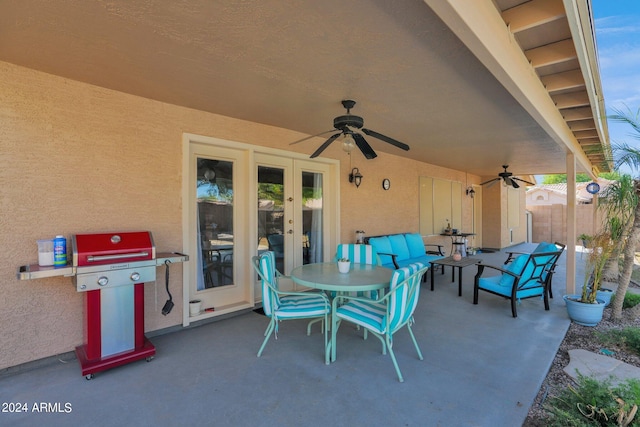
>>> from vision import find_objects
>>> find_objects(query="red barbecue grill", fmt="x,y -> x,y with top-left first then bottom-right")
18,231 -> 188,379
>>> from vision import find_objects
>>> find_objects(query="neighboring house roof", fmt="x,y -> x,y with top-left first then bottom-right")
527,179 -> 615,204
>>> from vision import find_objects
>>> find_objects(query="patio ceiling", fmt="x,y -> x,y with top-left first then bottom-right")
0,0 -> 610,177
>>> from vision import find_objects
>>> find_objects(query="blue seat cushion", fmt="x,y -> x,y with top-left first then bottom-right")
389,234 -> 411,261
275,294 -> 329,319
478,275 -> 543,299
336,299 -> 387,333
405,233 -> 426,258
369,236 -> 394,266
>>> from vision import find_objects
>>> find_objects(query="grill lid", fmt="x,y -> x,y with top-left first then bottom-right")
73,231 -> 155,267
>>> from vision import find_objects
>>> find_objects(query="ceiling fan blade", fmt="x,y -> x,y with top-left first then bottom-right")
310,133 -> 341,158
507,178 -> 520,189
290,129 -> 336,145
353,133 -> 377,159
480,177 -> 499,186
361,128 -> 410,151
512,177 -> 536,186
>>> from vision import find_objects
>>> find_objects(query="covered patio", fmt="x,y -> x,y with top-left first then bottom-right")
2,245 -> 581,426
1,0 -> 611,394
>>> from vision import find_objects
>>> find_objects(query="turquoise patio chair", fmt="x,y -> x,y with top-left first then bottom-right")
334,243 -> 383,298
335,243 -> 382,265
252,252 -> 331,363
473,244 -> 563,318
330,262 -> 428,382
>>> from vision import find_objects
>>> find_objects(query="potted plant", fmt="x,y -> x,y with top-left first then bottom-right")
337,258 -> 350,274
563,232 -> 614,326
577,233 -> 592,248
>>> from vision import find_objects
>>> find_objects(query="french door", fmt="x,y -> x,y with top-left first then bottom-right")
184,135 -> 338,325
255,154 -> 331,293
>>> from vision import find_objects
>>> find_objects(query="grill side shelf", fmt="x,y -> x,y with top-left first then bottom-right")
17,264 -> 76,280
155,252 -> 189,265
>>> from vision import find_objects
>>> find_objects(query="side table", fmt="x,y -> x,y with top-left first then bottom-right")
430,256 -> 480,296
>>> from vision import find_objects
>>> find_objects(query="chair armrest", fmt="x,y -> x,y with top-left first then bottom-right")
425,244 -> 444,256
475,262 -> 519,281
378,252 -> 400,269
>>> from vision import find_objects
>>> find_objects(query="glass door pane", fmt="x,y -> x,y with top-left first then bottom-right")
257,166 -> 286,273
197,158 -> 234,289
301,171 -> 323,264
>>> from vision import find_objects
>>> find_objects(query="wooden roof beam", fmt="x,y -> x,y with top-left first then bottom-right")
574,129 -> 599,138
552,92 -> 590,108
541,69 -> 585,93
502,0 -> 566,33
568,119 -> 596,132
561,106 -> 593,121
526,39 -> 577,68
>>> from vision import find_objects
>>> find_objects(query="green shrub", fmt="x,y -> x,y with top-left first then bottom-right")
598,327 -> 640,358
624,293 -> 640,309
544,374 -> 640,426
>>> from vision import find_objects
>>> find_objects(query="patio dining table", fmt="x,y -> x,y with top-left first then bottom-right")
290,262 -> 393,363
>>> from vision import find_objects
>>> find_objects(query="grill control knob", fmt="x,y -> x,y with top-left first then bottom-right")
130,272 -> 141,282
97,276 -> 109,287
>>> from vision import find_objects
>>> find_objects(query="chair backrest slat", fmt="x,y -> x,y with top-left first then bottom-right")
388,262 -> 426,332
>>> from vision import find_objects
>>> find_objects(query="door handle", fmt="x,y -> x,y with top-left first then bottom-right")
287,230 -> 293,234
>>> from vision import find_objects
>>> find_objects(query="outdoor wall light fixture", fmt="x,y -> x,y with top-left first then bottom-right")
349,168 -> 363,188
586,182 -> 600,194
466,186 -> 475,198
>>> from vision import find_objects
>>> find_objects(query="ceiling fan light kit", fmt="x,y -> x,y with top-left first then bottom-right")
294,100 -> 410,160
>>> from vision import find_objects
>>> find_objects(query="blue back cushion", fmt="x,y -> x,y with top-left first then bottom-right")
405,233 -> 426,258
499,254 -> 528,287
533,242 -> 551,253
369,237 -> 393,265
535,242 -> 558,254
389,234 -> 411,261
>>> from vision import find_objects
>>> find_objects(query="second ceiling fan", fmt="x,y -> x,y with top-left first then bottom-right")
291,100 -> 410,159
481,165 -> 535,189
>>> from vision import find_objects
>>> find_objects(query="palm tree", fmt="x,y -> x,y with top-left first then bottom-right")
599,174 -> 637,282
606,106 -> 640,320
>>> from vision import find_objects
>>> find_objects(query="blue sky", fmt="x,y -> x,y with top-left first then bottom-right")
593,1 -> 640,154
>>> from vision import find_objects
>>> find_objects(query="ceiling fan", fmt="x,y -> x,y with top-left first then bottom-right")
290,100 -> 410,159
480,165 -> 535,189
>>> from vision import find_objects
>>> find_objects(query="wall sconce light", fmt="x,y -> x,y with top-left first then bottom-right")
466,186 -> 475,198
349,168 -> 363,188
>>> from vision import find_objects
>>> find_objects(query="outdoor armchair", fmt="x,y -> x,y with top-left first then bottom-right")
473,244 -> 563,317
252,251 -> 331,363
503,241 -> 565,265
330,262 -> 429,382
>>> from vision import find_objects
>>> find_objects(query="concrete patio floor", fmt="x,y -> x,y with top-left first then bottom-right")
1,244 -> 582,426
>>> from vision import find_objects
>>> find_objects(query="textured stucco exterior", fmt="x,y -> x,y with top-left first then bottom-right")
0,61 -> 494,370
